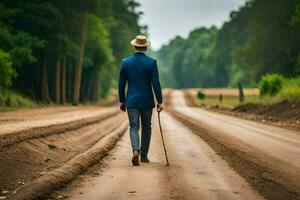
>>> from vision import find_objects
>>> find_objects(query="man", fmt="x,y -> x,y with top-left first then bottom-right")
118,35 -> 163,166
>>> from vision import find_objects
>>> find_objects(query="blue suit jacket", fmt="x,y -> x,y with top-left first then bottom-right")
118,52 -> 163,109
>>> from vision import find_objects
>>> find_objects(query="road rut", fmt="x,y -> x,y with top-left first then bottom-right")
58,112 -> 263,200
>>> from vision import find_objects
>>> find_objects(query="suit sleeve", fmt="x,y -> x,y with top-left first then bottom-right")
151,60 -> 163,104
118,62 -> 127,103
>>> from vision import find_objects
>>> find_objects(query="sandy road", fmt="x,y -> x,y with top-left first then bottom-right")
58,111 -> 263,200
0,106 -> 118,136
2,91 -> 298,199
0,105 -> 124,198
168,90 -> 300,199
171,90 -> 300,178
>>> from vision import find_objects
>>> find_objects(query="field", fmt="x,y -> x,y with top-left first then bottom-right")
185,88 -> 300,131
187,88 -> 260,108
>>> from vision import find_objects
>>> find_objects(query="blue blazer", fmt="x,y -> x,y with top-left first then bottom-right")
118,52 -> 163,109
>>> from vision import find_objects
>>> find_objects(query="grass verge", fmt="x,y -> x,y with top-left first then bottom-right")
0,89 -> 38,111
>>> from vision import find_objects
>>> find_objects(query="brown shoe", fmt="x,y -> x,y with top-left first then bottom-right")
132,150 -> 140,166
140,157 -> 150,163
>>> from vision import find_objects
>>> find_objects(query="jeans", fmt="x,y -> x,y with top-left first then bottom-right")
127,108 -> 153,158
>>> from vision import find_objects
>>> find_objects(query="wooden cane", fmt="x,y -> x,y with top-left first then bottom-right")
157,110 -> 170,166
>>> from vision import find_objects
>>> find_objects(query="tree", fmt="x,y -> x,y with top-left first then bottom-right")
72,13 -> 88,106
0,0 -> 143,105
156,0 -> 300,88
0,50 -> 15,87
291,3 -> 300,26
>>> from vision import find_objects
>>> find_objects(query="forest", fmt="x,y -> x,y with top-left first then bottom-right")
1,0 -> 300,107
0,0 -> 144,106
157,0 -> 300,88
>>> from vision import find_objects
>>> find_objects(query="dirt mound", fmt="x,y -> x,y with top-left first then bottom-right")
168,108 -> 299,200
11,122 -> 127,200
230,101 -> 300,130
202,101 -> 300,131
233,101 -> 300,120
0,113 -> 126,199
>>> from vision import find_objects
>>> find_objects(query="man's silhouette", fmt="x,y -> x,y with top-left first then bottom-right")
118,35 -> 163,166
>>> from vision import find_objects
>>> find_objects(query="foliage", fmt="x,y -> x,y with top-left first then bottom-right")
0,26 -> 45,67
278,87 -> 300,100
197,91 -> 205,100
258,74 -> 286,96
0,88 -> 36,108
157,27 -> 218,88
291,3 -> 300,26
284,76 -> 300,87
257,74 -> 300,100
157,0 -> 300,88
0,50 -> 15,86
0,0 -> 143,105
278,76 -> 300,100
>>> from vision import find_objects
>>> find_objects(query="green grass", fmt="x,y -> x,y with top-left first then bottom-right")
194,95 -> 284,108
0,88 -> 38,111
278,87 -> 300,101
276,77 -> 300,101
195,77 -> 300,108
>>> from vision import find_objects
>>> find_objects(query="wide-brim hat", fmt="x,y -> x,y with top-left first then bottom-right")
131,35 -> 151,47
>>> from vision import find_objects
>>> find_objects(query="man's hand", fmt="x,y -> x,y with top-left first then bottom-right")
157,103 -> 163,113
120,102 -> 126,112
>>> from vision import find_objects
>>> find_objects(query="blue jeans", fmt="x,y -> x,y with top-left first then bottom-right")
127,108 -> 153,158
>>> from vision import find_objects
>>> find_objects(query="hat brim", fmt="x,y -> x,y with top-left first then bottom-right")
130,39 -> 151,47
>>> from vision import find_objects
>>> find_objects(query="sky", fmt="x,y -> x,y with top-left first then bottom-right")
136,0 -> 245,50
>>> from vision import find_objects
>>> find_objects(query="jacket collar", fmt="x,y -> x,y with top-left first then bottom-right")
135,51 -> 146,56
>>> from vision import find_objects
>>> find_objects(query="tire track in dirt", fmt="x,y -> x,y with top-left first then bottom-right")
10,122 -> 128,200
0,112 -> 127,198
54,110 -> 263,200
0,108 -> 119,149
167,90 -> 299,200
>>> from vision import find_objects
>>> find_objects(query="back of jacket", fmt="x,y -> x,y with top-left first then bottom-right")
118,52 -> 162,109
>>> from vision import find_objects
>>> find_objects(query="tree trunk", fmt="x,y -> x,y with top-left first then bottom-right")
55,57 -> 61,103
92,75 -> 100,102
41,59 -> 51,103
72,14 -> 88,106
87,71 -> 93,101
61,56 -> 67,104
238,82 -> 245,103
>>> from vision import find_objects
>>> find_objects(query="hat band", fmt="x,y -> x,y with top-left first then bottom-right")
136,38 -> 147,44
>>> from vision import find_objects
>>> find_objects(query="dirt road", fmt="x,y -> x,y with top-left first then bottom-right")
0,106 -> 118,136
169,90 -> 300,199
1,91 -> 299,199
56,111 -> 263,200
173,90 -> 300,167
0,106 -> 123,198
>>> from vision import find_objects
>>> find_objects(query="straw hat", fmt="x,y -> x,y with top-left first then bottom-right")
131,35 -> 151,47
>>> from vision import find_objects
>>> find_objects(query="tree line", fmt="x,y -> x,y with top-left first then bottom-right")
0,0 -> 144,105
157,0 -> 300,88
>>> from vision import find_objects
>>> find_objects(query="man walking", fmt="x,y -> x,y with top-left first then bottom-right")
118,35 -> 163,166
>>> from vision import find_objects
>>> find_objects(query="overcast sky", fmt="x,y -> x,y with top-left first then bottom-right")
136,0 -> 245,50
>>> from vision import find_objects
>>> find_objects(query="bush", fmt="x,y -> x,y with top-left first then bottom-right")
277,77 -> 300,101
284,76 -> 300,87
278,87 -> 300,101
0,89 -> 36,108
197,91 -> 205,100
0,50 -> 16,87
258,73 -> 286,96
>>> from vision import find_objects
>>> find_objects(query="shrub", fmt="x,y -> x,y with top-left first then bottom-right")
278,87 -> 300,101
0,50 -> 16,87
284,76 -> 300,87
278,77 -> 300,101
197,91 -> 205,100
0,89 -> 36,108
258,73 -> 286,96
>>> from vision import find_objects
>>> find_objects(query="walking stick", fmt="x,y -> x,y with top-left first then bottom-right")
157,110 -> 170,166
